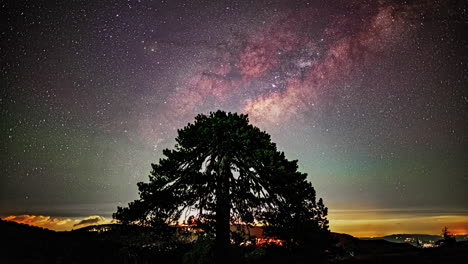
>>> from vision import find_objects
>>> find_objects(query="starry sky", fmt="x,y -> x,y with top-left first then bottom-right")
1,0 -> 468,236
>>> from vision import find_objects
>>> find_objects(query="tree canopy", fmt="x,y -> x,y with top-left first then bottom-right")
114,110 -> 329,259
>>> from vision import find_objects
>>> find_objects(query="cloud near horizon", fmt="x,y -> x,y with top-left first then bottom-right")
328,210 -> 468,237
3,211 -> 468,237
2,215 -> 115,231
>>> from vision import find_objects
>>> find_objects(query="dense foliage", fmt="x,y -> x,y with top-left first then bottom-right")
114,111 -> 330,260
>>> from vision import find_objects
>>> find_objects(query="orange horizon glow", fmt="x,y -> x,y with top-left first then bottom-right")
3,212 -> 468,237
2,215 -> 115,232
327,209 -> 468,237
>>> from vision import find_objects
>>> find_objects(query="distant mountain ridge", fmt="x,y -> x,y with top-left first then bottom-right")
361,234 -> 468,247
2,220 -> 468,263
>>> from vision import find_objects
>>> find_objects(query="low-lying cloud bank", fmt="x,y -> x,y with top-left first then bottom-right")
328,209 -> 468,237
2,215 -> 115,231
3,211 -> 467,237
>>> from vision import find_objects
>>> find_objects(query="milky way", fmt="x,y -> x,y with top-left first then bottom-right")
153,2 -> 414,130
1,0 -> 467,235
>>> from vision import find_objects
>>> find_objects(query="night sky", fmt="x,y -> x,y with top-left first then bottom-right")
1,0 -> 467,236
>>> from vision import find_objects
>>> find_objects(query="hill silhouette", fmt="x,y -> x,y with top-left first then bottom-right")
2,219 -> 467,264
0,219 -> 123,264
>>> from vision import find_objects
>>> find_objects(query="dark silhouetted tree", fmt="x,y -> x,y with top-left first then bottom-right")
114,111 -> 329,262
437,226 -> 456,247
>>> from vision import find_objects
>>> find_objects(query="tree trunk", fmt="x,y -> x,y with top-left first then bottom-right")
215,156 -> 231,263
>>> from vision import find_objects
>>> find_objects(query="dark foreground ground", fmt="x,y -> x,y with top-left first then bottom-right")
1,219 -> 467,264
333,236 -> 468,264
